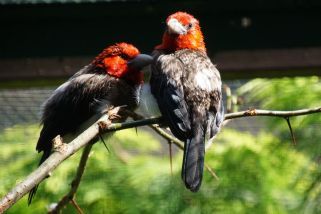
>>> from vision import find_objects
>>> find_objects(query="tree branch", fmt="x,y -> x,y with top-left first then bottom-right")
0,106 -> 320,213
224,107 -> 321,120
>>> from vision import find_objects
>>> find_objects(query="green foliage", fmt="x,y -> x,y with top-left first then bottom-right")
238,77 -> 321,110
1,76 -> 320,213
1,124 -> 320,213
237,76 -> 321,212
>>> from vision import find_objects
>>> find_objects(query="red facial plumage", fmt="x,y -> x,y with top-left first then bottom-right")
156,11 -> 206,52
92,42 -> 143,84
103,56 -> 128,78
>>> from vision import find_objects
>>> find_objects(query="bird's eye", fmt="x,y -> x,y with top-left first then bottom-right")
186,23 -> 193,30
120,53 -> 128,60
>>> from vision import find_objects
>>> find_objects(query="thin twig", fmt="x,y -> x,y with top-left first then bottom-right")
49,143 -> 93,214
70,198 -> 84,214
225,107 -> 321,120
150,125 -> 184,149
99,135 -> 110,153
106,117 -> 162,131
285,117 -> 297,145
205,163 -> 220,180
121,110 -> 185,149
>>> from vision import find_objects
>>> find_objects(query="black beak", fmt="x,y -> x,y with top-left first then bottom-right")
127,54 -> 153,70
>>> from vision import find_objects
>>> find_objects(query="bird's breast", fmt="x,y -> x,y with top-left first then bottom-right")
135,83 -> 161,117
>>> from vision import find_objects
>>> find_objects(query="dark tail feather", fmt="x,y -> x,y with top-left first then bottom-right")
28,150 -> 51,205
182,122 -> 205,192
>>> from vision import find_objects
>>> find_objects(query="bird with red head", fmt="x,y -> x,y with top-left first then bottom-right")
28,42 -> 152,204
151,12 -> 224,192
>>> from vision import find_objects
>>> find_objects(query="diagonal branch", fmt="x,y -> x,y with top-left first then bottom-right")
48,143 -> 94,214
0,112 -> 112,213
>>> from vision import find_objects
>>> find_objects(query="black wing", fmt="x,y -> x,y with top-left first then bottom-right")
37,74 -> 106,153
150,51 -> 191,141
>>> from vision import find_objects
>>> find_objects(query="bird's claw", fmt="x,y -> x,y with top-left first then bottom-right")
107,106 -> 122,120
245,108 -> 257,116
101,105 -> 124,120
98,120 -> 110,133
52,135 -> 67,153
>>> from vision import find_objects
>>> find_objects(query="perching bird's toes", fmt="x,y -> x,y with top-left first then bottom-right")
52,135 -> 67,153
107,106 -> 123,120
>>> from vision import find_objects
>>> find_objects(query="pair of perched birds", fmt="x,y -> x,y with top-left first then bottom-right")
28,11 -> 224,203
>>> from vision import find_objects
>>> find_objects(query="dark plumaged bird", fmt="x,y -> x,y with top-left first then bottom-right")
28,42 -> 152,204
150,12 -> 224,192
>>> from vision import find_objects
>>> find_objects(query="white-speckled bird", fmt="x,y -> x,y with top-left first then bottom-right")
150,12 -> 224,192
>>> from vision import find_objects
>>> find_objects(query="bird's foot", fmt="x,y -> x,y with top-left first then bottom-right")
245,108 -> 257,116
101,105 -> 124,120
107,106 -> 123,120
52,135 -> 68,153
98,106 -> 122,132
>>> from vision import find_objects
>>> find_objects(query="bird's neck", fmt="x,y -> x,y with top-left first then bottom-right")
156,30 -> 206,52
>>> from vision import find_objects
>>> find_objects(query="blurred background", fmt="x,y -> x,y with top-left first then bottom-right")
0,0 -> 321,213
